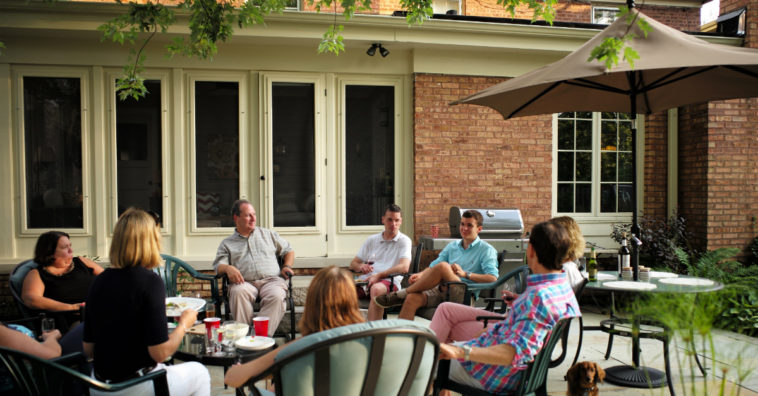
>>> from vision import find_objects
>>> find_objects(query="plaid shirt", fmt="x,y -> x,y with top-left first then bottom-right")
213,227 -> 293,281
460,272 -> 580,393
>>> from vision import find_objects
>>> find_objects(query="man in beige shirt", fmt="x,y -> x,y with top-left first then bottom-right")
213,200 -> 294,336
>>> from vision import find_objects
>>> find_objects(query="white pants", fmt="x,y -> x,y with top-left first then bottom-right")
90,362 -> 210,396
228,277 -> 287,337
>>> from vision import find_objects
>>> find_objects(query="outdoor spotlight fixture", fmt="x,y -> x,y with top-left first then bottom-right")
366,43 -> 389,57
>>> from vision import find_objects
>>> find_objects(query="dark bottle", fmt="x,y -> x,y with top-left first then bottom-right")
618,233 -> 631,278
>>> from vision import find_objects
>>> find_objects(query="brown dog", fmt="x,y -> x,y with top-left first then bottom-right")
566,361 -> 605,396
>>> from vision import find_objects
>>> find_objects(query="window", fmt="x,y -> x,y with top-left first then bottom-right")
555,112 -> 634,216
194,81 -> 240,228
23,76 -> 84,229
116,80 -> 163,219
344,85 -> 395,226
272,82 -> 315,228
593,7 -> 619,24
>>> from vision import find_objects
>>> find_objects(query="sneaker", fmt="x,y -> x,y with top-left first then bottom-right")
374,292 -> 404,308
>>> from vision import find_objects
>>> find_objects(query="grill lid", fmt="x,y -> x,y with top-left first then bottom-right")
448,207 -> 524,238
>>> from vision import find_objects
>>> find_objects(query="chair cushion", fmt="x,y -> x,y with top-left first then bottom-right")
10,260 -> 38,294
276,319 -> 437,396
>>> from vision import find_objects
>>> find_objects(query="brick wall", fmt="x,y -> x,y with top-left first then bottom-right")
413,73 -> 553,242
642,112 -> 669,220
704,98 -> 758,249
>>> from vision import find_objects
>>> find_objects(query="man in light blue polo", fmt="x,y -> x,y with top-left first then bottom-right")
375,210 -> 498,319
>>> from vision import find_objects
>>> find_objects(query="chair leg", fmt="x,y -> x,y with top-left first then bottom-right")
604,326 -> 615,360
663,336 -> 675,396
571,316 -> 584,366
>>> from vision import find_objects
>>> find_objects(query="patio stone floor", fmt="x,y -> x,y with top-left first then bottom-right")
201,308 -> 758,396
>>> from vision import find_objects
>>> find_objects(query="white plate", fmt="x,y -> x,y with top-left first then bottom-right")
235,336 -> 276,351
603,281 -> 657,290
649,271 -> 678,278
166,297 -> 205,317
658,278 -> 714,286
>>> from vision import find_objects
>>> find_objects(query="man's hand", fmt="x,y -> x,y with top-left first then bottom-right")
450,263 -> 466,278
281,266 -> 294,279
358,263 -> 373,274
501,290 -> 519,307
438,343 -> 464,360
408,272 -> 422,284
367,273 -> 382,286
224,265 -> 244,284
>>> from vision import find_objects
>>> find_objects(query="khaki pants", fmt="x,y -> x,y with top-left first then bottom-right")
228,277 -> 287,337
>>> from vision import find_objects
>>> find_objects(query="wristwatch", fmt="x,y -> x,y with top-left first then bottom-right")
461,345 -> 472,361
465,271 -> 471,279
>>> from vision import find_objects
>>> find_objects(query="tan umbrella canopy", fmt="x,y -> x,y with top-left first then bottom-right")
453,9 -> 758,118
451,8 -> 758,391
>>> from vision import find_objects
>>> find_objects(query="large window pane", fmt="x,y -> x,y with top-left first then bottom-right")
557,152 -> 574,181
345,85 -> 394,226
195,81 -> 239,228
557,113 -> 593,214
24,77 -> 83,228
116,80 -> 162,219
575,184 -> 591,212
557,183 -> 573,212
272,82 -> 315,227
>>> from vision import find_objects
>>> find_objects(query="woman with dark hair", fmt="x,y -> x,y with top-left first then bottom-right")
22,231 -> 104,331
225,265 -> 365,387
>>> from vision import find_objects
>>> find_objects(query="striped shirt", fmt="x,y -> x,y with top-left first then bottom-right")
213,228 -> 293,281
460,272 -> 580,393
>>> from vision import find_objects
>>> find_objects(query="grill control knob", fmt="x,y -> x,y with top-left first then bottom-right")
486,210 -> 495,217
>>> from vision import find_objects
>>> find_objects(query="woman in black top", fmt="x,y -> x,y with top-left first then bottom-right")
22,231 -> 104,331
83,208 -> 210,395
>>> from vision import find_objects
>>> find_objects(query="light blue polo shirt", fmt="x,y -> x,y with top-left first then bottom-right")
430,237 -> 499,286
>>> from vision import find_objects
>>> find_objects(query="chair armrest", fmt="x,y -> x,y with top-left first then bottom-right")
482,297 -> 509,313
475,314 -> 505,328
465,266 -> 528,292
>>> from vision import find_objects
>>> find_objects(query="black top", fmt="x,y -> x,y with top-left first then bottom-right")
39,257 -> 95,304
83,266 -> 168,382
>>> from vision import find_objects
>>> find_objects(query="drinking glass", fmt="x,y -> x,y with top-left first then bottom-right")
205,302 -> 216,319
41,317 -> 55,334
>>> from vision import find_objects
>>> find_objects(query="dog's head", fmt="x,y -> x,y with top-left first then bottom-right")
566,361 -> 605,388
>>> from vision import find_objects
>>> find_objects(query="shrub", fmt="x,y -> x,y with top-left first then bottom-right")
611,213 -> 695,273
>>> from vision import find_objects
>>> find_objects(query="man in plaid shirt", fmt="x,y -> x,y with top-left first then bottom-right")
437,220 -> 580,394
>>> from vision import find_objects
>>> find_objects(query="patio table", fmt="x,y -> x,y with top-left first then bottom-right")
585,271 -> 723,394
174,329 -> 275,396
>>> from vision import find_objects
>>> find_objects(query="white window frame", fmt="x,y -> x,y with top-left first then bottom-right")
336,76 -> 403,233
106,70 -> 172,236
13,66 -> 91,236
551,112 -> 644,224
259,72 -> 325,236
187,71 -> 249,235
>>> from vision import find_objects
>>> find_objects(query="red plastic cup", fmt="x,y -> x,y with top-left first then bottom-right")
203,317 -> 221,341
430,225 -> 439,238
253,316 -> 269,337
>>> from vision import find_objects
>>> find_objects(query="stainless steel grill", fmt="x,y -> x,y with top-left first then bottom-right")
448,207 -> 524,239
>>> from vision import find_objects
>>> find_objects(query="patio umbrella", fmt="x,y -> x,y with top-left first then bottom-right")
452,6 -> 758,274
451,4 -> 758,389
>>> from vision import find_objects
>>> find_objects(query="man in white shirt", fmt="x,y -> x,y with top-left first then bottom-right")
349,204 -> 412,321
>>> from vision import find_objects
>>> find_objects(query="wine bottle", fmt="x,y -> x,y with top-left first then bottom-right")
618,233 -> 631,278
588,247 -> 598,282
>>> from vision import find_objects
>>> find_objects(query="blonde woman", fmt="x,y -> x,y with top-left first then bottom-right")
225,265 -> 365,387
550,216 -> 586,293
82,208 -> 210,395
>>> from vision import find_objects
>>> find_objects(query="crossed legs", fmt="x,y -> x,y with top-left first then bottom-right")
376,262 -> 461,320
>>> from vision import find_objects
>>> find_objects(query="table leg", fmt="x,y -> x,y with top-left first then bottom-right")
602,299 -> 670,392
